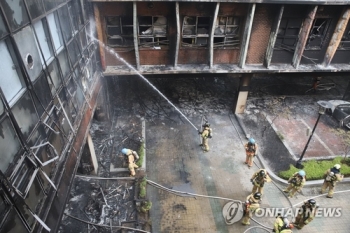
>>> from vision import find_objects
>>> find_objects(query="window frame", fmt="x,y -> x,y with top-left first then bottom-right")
275,17 -> 302,51
138,16 -> 168,49
105,16 -> 134,48
182,16 -> 211,48
305,18 -> 332,50
213,16 -> 241,49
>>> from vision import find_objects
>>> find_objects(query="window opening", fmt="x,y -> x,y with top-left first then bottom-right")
0,192 -> 11,226
30,142 -> 59,167
214,16 -> 240,48
305,18 -> 331,50
338,24 -> 350,50
106,16 -> 134,48
34,18 -> 54,66
0,11 -> 8,39
0,39 -> 25,104
0,117 -> 22,174
47,12 -> 64,53
182,16 -> 210,47
138,16 -> 168,48
2,0 -> 29,31
275,18 -> 302,51
10,155 -> 38,199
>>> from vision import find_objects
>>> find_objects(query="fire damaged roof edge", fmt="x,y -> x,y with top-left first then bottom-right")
89,0 -> 350,5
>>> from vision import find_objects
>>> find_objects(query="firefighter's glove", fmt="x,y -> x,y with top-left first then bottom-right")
198,130 -> 201,135
250,179 -> 253,183
208,135 -> 212,138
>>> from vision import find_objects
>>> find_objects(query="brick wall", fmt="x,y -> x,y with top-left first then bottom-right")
246,5 -> 274,64
214,49 -> 240,64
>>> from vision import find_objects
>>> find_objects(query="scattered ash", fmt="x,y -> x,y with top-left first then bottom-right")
60,177 -> 137,233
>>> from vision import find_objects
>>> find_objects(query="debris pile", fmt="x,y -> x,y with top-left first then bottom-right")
61,177 -> 138,233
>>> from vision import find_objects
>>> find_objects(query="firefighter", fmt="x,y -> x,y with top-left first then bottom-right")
244,138 -> 258,168
273,215 -> 294,233
241,192 -> 261,225
250,169 -> 271,195
198,121 -> 212,152
121,148 -> 139,176
321,164 -> 344,198
283,170 -> 306,198
293,199 -> 318,230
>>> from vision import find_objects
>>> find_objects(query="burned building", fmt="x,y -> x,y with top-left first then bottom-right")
0,0 -> 102,232
0,0 -> 350,233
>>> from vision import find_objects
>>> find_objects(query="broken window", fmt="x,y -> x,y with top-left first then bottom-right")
1,0 -> 29,31
80,27 -> 88,50
338,24 -> 350,50
34,18 -> 54,66
26,0 -> 45,20
305,18 -> 331,50
43,0 -> 57,12
68,1 -> 84,34
0,192 -> 11,224
0,117 -> 22,174
67,38 -> 81,66
214,16 -> 241,48
138,16 -> 168,48
46,59 -> 62,96
32,72 -> 52,117
275,18 -> 302,51
0,39 -> 26,104
11,91 -> 39,141
106,16 -> 134,48
47,12 -> 64,53
57,49 -> 71,81
10,154 -> 38,199
58,5 -> 73,43
182,16 -> 210,47
0,11 -> 8,39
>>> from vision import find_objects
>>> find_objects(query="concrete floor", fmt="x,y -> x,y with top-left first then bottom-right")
62,74 -> 350,233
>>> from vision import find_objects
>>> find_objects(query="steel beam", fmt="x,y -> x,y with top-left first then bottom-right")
323,7 -> 350,67
292,6 -> 318,69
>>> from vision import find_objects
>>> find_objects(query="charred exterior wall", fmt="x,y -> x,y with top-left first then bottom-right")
0,0 -> 102,233
246,4 -> 274,64
94,1 -> 350,74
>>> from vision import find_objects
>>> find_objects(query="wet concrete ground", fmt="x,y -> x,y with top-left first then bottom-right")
60,74 -> 350,232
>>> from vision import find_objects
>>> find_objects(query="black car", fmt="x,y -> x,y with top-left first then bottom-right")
327,100 -> 350,129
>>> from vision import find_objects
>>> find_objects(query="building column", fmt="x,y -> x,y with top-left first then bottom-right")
174,2 -> 180,67
323,7 -> 350,67
239,4 -> 256,68
209,3 -> 220,68
264,5 -> 284,68
234,74 -> 252,114
133,2 -> 140,70
292,6 -> 318,68
87,133 -> 98,175
93,4 -> 106,70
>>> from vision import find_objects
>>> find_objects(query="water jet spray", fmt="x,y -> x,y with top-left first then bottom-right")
93,37 -> 198,131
